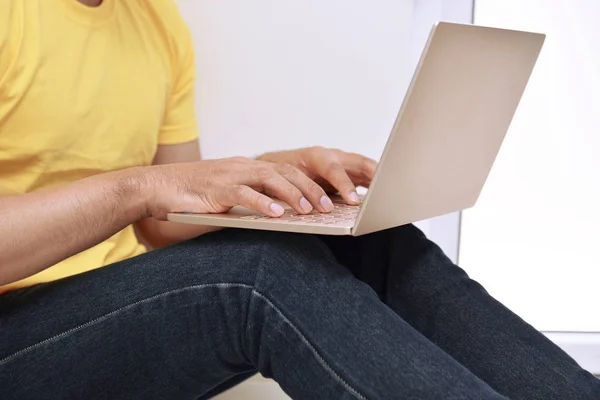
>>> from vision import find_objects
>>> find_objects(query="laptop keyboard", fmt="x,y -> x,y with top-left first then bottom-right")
240,202 -> 360,225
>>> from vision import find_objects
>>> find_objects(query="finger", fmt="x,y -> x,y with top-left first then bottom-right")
274,163 -> 334,213
226,160 -> 310,214
342,152 -> 378,185
346,170 -> 375,188
319,162 -> 361,205
258,170 -> 316,214
220,185 -> 285,217
349,176 -> 373,188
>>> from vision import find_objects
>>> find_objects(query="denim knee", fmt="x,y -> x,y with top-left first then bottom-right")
155,229 -> 339,294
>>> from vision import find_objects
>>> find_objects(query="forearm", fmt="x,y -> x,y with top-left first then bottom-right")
0,168 -> 147,285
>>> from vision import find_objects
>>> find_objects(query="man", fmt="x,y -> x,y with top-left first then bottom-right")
0,0 -> 598,399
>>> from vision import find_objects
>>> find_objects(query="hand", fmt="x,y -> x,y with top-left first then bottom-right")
258,147 -> 377,205
139,157 -> 334,220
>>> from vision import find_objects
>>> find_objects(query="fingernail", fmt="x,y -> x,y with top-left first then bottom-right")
320,195 -> 334,212
270,203 -> 285,216
300,197 -> 313,213
349,191 -> 360,204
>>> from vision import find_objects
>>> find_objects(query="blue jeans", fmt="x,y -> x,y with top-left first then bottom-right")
0,225 -> 598,399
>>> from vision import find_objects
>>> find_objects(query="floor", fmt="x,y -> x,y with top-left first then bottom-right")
213,374 -> 600,399
214,375 -> 289,400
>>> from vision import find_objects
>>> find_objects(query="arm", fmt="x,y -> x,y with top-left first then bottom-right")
135,140 -> 222,249
0,156 -> 334,286
0,168 -> 146,286
0,144 -> 373,285
136,142 -> 378,249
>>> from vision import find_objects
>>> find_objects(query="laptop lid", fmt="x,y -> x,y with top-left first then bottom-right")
352,22 -> 545,236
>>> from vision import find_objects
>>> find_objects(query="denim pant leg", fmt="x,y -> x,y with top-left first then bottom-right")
0,229 -> 507,400
320,224 -> 600,400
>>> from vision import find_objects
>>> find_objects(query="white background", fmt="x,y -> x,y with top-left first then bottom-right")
460,0 -> 600,332
177,0 -> 413,163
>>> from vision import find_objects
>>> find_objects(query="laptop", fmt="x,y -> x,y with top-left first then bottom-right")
168,22 -> 545,236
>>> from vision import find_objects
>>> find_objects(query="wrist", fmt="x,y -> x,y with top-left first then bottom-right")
114,167 -> 154,221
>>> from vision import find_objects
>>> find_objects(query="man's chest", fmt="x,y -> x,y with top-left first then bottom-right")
0,13 -> 172,187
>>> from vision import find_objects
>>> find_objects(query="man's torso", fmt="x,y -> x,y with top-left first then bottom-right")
0,0 -> 197,292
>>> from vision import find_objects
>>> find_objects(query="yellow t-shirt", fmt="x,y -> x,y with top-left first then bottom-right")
0,0 -> 198,293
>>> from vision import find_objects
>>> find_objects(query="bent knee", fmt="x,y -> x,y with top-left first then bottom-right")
144,230 -> 337,290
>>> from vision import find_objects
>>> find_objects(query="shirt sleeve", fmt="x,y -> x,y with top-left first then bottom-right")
158,23 -> 199,145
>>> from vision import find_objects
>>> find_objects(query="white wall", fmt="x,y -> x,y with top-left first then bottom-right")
177,0 -> 413,162
460,0 -> 600,332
